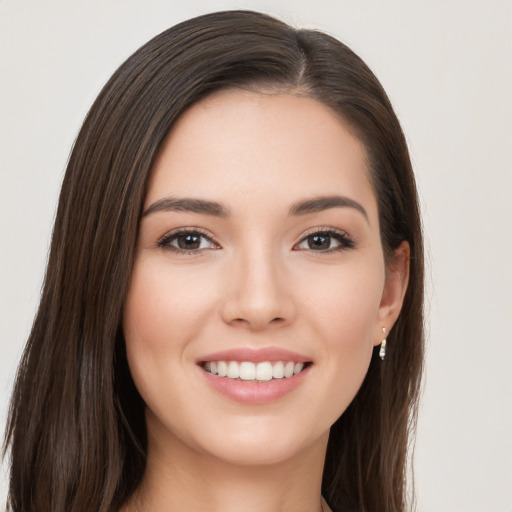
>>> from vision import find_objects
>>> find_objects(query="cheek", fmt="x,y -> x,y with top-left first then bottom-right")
302,258 -> 385,344
124,258 -> 217,347
298,259 -> 385,418
122,258 -> 218,400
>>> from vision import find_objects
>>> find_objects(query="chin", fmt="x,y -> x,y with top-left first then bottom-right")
188,415 -> 328,468
201,434 -> 319,468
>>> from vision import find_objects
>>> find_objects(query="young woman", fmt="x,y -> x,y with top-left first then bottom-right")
4,10 -> 424,512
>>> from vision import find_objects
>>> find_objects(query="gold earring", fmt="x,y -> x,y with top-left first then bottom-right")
379,327 -> 387,360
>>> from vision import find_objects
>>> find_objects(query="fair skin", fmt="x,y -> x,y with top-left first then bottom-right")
122,89 -> 409,512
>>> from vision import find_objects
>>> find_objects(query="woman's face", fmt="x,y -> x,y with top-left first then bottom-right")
123,90 -> 407,467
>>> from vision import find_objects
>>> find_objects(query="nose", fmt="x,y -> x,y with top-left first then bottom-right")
220,247 -> 295,331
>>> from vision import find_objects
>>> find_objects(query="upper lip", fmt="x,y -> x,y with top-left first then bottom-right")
197,347 -> 312,364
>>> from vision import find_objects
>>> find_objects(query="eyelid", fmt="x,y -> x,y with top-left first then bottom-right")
299,226 -> 349,238
293,226 -> 356,252
156,227 -> 221,253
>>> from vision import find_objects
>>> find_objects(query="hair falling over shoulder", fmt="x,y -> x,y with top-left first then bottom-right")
3,10 -> 424,512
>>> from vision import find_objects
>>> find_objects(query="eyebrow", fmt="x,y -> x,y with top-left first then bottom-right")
142,194 -> 368,222
142,197 -> 230,217
288,195 -> 368,221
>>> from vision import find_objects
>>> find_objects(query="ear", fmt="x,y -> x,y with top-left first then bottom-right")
374,241 -> 410,345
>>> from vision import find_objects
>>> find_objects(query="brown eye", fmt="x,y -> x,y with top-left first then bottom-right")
176,233 -> 202,250
294,229 -> 355,252
157,230 -> 220,253
307,234 -> 331,250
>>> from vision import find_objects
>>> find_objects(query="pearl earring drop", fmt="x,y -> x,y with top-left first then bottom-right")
379,327 -> 387,360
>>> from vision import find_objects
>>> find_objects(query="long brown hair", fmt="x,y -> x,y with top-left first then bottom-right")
4,10 -> 424,512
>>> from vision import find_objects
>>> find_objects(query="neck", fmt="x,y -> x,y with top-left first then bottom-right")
123,426 -> 329,512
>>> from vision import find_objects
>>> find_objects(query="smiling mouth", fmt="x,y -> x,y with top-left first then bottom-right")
201,360 -> 311,382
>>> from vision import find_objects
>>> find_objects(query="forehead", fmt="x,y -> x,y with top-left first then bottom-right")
146,89 -> 377,220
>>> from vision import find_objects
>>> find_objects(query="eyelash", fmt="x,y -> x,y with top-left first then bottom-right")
294,227 -> 356,253
156,228 -> 219,255
156,227 -> 356,255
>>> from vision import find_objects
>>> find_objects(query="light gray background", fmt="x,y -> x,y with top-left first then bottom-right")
1,1 -> 511,511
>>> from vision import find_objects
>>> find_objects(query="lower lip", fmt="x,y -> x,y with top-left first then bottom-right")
200,365 -> 310,404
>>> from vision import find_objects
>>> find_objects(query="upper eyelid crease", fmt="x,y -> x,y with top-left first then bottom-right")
301,226 -> 347,236
142,195 -> 368,223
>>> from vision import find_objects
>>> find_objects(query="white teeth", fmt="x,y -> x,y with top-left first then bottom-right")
217,361 -> 227,377
227,361 -> 240,379
284,361 -> 295,378
239,362 -> 256,380
256,362 -> 273,381
203,360 -> 307,380
294,363 -> 304,375
272,361 -> 285,379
